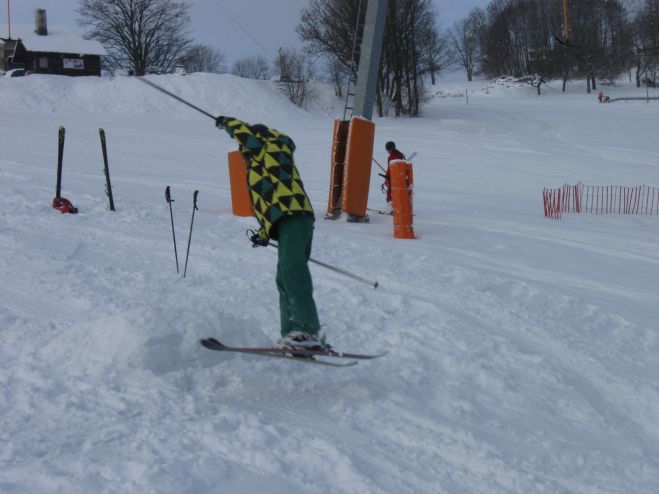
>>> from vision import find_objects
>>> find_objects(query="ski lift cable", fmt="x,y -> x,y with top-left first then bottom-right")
209,0 -> 271,57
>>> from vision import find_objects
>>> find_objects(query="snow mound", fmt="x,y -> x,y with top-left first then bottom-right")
0,73 -> 313,123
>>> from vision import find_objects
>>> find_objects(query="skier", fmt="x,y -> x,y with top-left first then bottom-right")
382,141 -> 405,212
215,116 -> 327,351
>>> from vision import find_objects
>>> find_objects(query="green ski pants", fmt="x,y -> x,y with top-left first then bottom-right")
275,215 -> 320,336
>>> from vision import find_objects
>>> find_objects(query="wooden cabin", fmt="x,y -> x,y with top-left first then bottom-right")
1,10 -> 107,76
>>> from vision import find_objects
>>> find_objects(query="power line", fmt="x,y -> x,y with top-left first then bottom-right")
209,0 -> 271,57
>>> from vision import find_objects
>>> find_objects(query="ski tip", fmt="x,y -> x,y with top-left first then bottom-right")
200,337 -> 224,350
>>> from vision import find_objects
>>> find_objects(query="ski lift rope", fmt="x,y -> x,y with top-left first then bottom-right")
210,0 -> 271,57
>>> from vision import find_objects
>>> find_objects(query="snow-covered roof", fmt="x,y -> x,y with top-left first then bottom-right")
3,24 -> 107,56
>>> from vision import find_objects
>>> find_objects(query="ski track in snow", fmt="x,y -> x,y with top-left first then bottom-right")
1,74 -> 658,493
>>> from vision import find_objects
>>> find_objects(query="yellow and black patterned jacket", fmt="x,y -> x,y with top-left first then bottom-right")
217,116 -> 314,240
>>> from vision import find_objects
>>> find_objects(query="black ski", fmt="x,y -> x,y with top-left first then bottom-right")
99,128 -> 115,211
56,125 -> 65,199
52,126 -> 78,214
200,338 -> 386,366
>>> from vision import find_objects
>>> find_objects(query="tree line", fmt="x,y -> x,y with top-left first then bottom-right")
78,0 -> 659,115
449,0 -> 659,93
77,0 -> 448,114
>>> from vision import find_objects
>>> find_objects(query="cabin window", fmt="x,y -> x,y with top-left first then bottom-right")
39,57 -> 48,69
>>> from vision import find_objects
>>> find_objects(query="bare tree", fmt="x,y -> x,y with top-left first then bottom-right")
274,47 -> 313,107
449,9 -> 484,81
231,55 -> 271,80
633,0 -> 659,86
469,0 -> 631,94
326,56 -> 348,97
77,0 -> 193,76
298,0 -> 445,117
180,44 -> 226,73
420,29 -> 451,85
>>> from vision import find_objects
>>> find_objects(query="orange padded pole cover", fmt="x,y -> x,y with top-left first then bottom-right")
326,119 -> 350,217
390,160 -> 415,239
342,117 -> 375,217
227,150 -> 254,217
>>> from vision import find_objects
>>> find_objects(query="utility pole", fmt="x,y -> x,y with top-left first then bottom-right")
351,0 -> 387,121
7,0 -> 11,39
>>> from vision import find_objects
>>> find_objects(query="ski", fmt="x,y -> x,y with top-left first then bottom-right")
367,208 -> 414,216
200,338 -> 387,366
99,128 -> 115,211
56,125 -> 65,199
200,338 -> 357,367
52,126 -> 78,214
367,207 -> 393,216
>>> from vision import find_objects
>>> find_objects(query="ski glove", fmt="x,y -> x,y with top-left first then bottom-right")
215,116 -> 229,128
247,228 -> 269,248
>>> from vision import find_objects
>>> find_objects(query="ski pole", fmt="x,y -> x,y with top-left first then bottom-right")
165,186 -> 179,274
183,190 -> 199,278
374,151 -> 417,173
268,240 -> 378,289
136,77 -> 217,121
372,156 -> 387,174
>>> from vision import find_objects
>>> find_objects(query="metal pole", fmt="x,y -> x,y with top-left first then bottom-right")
352,0 -> 388,121
183,190 -> 199,278
7,0 -> 11,39
165,186 -> 179,274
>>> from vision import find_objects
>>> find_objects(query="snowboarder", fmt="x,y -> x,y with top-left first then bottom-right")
215,116 -> 327,351
382,141 -> 405,211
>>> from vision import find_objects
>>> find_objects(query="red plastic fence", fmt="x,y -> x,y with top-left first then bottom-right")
543,182 -> 659,219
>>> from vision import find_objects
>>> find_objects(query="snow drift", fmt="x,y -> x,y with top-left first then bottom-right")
1,73 -> 658,493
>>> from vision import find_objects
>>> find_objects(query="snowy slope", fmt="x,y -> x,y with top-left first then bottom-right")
1,73 -> 658,494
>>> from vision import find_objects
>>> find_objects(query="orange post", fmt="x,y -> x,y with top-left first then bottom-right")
227,150 -> 254,217
326,119 -> 350,218
390,160 -> 415,239
342,117 -> 375,218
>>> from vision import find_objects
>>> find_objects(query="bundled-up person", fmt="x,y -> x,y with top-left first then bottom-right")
215,116 -> 328,351
382,141 -> 405,211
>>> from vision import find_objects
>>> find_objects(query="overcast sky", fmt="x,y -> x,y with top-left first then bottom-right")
4,0 -> 489,64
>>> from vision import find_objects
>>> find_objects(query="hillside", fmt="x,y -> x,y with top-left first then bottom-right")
1,73 -> 658,493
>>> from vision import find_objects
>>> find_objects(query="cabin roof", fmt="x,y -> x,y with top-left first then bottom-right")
3,25 -> 107,56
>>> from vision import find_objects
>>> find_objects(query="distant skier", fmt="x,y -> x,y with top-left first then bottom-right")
598,91 -> 610,103
215,116 -> 327,351
382,141 -> 405,212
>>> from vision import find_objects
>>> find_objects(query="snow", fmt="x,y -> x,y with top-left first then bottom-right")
1,72 -> 658,494
3,25 -> 107,56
